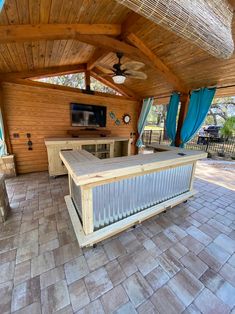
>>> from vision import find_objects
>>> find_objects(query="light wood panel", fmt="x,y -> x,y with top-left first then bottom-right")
2,81 -> 140,174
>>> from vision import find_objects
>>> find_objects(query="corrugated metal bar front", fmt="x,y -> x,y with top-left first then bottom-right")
92,164 -> 193,230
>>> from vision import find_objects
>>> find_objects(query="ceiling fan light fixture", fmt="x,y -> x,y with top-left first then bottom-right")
112,75 -> 126,84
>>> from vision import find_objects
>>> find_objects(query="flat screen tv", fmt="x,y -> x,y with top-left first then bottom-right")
70,103 -> 107,127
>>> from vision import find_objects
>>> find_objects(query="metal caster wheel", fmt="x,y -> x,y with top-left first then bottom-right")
92,244 -> 97,248
163,210 -> 167,213
183,200 -> 188,203
132,225 -> 136,229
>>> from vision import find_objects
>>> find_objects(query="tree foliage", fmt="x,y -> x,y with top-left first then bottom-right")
221,116 -> 235,137
206,97 -> 235,126
37,73 -> 119,95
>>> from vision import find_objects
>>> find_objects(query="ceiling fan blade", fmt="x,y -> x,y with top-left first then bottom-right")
97,63 -> 114,72
99,73 -> 114,77
125,70 -> 147,80
121,61 -> 145,71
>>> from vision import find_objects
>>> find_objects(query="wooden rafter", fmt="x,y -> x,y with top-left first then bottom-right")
86,12 -> 142,73
4,78 -> 134,101
75,35 -> 142,59
126,33 -> 188,93
85,70 -> 91,90
91,68 -> 139,99
87,49 -> 110,71
0,64 -> 86,81
120,12 -> 143,39
0,24 -> 121,43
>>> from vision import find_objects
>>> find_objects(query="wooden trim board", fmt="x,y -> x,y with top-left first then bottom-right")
65,190 -> 196,247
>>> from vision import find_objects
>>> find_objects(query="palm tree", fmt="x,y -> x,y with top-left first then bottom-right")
219,117 -> 235,156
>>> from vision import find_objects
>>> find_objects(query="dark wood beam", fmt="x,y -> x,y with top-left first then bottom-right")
91,67 -> 139,99
175,93 -> 190,147
85,70 -> 91,90
0,24 -> 121,43
0,64 -> 86,81
126,33 -> 188,93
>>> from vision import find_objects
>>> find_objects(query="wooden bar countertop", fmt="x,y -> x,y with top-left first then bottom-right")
45,137 -> 129,145
60,145 -> 207,186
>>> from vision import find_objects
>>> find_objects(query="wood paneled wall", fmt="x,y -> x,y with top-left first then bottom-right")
2,81 -> 140,174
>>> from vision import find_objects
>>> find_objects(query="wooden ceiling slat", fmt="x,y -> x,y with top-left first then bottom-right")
16,0 -> 29,24
0,0 -> 235,97
126,33 -> 188,93
40,0 -> 51,23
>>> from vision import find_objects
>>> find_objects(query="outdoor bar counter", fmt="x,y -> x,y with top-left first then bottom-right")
60,145 -> 207,247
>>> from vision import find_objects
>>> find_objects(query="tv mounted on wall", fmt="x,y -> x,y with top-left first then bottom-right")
70,103 -> 107,127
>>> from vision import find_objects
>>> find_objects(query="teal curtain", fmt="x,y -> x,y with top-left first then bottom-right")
180,87 -> 216,147
0,0 -> 5,11
0,110 -> 7,156
136,97 -> 154,147
166,92 -> 180,146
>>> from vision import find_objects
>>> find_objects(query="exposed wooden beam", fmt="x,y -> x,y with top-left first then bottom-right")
87,12 -> 142,73
0,24 -> 121,43
0,64 -> 86,81
3,78 -> 136,101
75,34 -> 143,59
120,12 -> 143,39
126,33 -> 188,93
85,70 -> 91,90
87,49 -> 110,71
91,68 -> 139,100
175,93 -> 190,147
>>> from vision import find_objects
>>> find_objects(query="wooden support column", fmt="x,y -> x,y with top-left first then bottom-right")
85,70 -> 91,91
0,84 -> 12,154
175,93 -> 190,147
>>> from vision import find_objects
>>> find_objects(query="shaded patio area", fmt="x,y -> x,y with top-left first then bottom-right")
0,163 -> 235,314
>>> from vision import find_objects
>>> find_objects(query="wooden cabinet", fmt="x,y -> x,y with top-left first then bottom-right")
45,137 -> 131,177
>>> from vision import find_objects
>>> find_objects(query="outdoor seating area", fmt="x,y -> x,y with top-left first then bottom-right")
0,167 -> 234,313
0,0 -> 235,313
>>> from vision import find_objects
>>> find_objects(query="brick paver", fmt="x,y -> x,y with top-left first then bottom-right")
0,169 -> 234,313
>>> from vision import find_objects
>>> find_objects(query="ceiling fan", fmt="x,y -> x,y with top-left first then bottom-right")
100,52 -> 147,84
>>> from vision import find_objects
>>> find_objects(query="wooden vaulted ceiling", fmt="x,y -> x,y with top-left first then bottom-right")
0,0 -> 235,99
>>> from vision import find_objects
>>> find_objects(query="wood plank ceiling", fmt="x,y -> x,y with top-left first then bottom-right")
0,0 -> 235,99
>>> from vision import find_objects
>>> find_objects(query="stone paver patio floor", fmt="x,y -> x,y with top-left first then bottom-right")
0,162 -> 235,313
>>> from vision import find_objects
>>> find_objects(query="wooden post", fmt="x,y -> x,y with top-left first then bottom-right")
175,93 -> 190,147
0,84 -> 12,154
85,70 -> 91,91
81,187 -> 93,235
